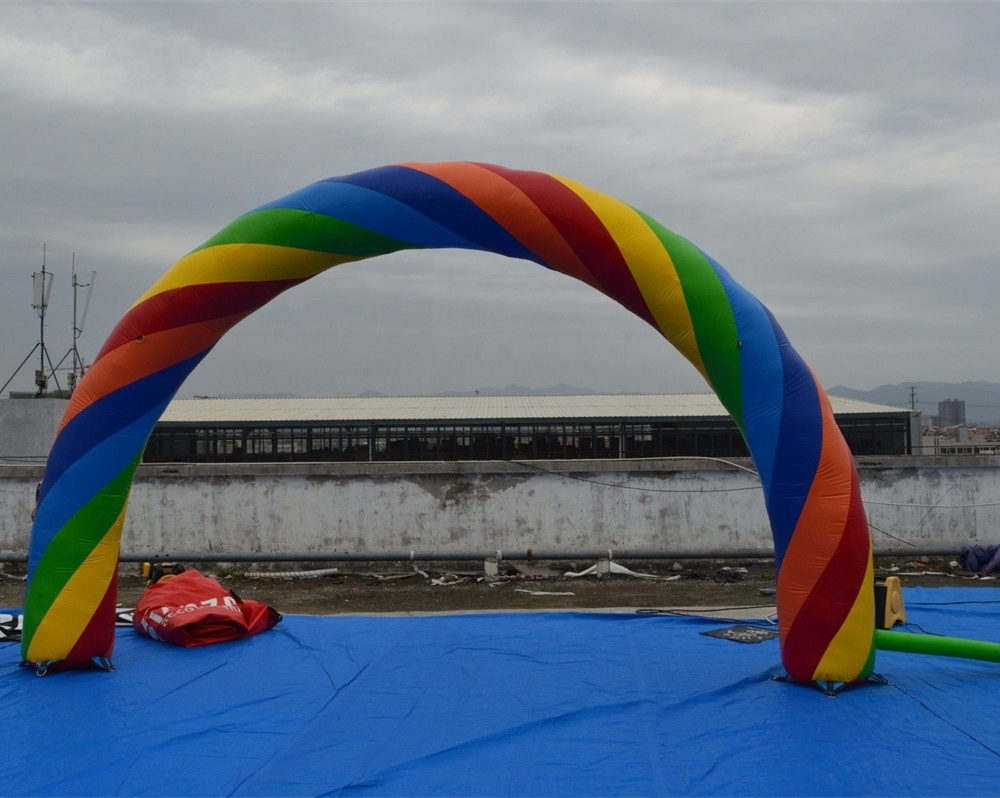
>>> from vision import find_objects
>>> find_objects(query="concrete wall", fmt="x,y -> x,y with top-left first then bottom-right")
2,456 -> 998,560
0,398 -> 68,464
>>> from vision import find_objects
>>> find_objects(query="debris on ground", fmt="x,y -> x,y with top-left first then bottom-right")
874,553 -> 1000,580
960,545 -> 1000,576
713,567 -> 748,583
244,567 -> 340,580
510,561 -> 562,579
429,574 -> 470,587
564,560 -> 660,579
4,556 -> 996,618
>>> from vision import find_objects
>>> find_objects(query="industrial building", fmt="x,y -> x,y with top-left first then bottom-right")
4,394 -> 998,559
146,393 -> 919,464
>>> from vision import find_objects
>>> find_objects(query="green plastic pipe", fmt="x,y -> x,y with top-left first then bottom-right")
875,629 -> 1000,663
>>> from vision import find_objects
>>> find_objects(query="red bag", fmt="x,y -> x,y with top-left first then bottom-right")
133,569 -> 281,647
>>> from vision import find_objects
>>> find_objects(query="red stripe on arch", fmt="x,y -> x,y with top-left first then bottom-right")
781,470 -> 870,681
403,162 -> 600,290
55,569 -> 119,671
60,311 -> 257,432
95,279 -> 305,361
479,164 -> 657,326
63,279 -> 304,431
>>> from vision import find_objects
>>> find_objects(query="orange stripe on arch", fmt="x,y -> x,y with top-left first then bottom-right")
781,475 -> 873,682
402,161 -> 601,290
775,389 -> 857,637
807,489 -> 874,682
58,310 -> 251,433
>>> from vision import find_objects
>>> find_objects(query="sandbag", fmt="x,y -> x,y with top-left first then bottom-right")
133,569 -> 281,647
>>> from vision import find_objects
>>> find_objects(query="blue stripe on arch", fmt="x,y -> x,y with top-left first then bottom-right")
695,252 -> 783,487
763,331 -> 823,567
732,300 -> 785,489
38,353 -> 208,509
27,398 -> 173,580
333,165 -> 540,261
253,179 -> 477,250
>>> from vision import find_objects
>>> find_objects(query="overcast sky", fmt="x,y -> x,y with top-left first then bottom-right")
2,2 -> 997,401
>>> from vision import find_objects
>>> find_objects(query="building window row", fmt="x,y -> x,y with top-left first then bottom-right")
144,415 -> 910,464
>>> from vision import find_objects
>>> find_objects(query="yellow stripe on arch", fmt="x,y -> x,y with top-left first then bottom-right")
130,244 -> 356,310
554,177 -> 706,377
24,508 -> 128,664
811,550 -> 876,683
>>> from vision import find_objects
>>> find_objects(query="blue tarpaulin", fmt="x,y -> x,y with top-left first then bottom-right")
3,587 -> 1000,796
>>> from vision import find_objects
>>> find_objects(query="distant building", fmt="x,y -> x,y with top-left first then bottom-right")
937,398 -> 966,428
146,394 -> 920,464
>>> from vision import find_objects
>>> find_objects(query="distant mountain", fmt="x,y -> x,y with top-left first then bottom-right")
190,392 -> 301,399
196,385 -> 602,400
828,381 -> 1000,425
433,383 -> 601,397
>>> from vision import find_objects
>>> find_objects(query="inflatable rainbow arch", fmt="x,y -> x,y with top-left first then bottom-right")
21,161 -> 924,685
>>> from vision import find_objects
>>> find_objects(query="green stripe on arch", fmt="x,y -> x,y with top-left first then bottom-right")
21,455 -> 142,651
197,208 -> 416,258
636,209 -> 743,423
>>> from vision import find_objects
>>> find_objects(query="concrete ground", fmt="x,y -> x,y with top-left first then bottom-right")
2,555 -> 987,618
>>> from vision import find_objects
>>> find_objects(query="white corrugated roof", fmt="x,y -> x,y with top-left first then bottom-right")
159,394 -> 910,424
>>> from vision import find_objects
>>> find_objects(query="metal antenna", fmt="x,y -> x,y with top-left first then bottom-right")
1,245 -> 64,398
33,246 -> 50,388
33,245 -> 62,395
67,256 -> 97,393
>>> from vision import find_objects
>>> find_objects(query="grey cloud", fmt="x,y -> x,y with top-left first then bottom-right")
1,2 -> 997,399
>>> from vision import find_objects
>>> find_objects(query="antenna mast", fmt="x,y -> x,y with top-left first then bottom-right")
32,245 -> 62,396
1,245 -> 68,398
68,257 -> 97,393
